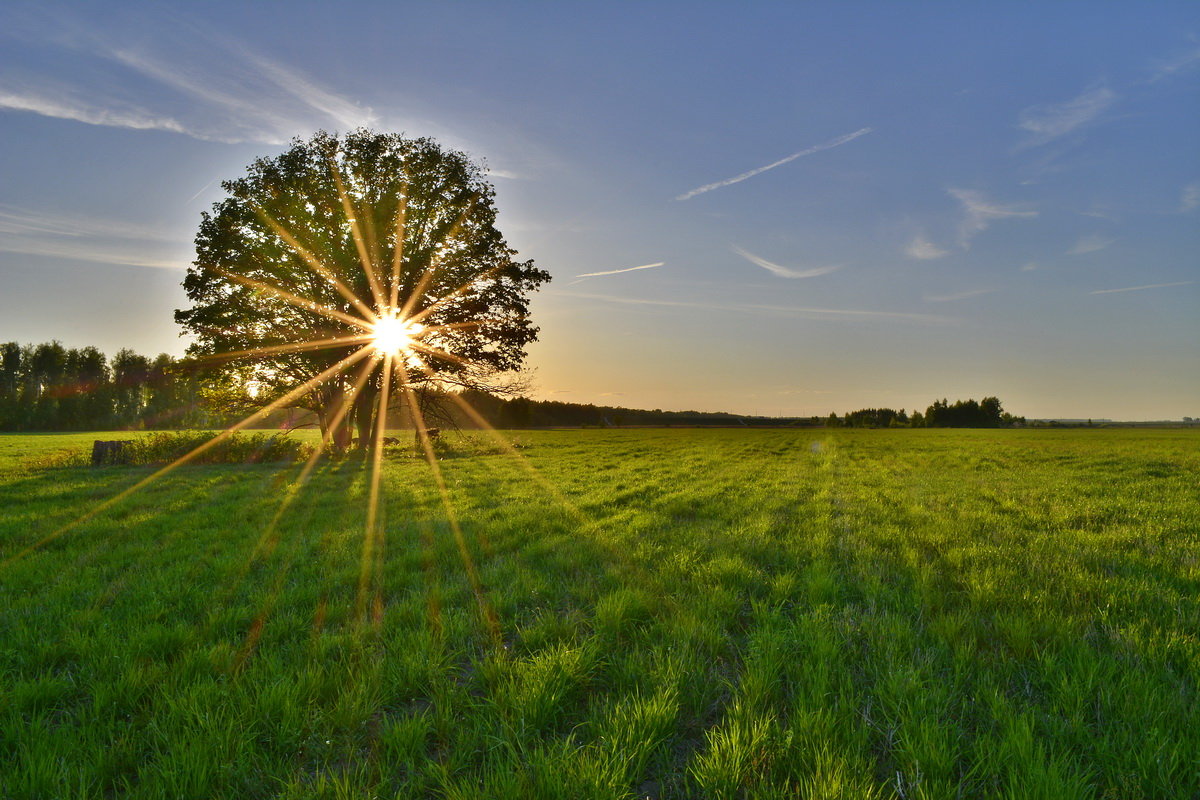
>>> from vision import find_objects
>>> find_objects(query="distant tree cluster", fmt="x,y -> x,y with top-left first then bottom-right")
0,342 -> 229,431
827,396 -> 1025,428
836,408 -> 910,428
457,391 -> 820,429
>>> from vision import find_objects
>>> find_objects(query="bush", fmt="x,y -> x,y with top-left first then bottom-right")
101,431 -> 311,466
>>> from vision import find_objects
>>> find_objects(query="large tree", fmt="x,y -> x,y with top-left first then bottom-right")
176,130 -> 550,448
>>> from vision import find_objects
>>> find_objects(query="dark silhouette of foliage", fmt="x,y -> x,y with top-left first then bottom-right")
922,396 -> 1012,427
1,345 -> 1029,433
0,342 -> 215,431
839,408 -> 909,428
826,397 -> 1024,428
175,129 -> 550,449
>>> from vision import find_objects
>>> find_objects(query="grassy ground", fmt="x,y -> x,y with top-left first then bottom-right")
1,428 -> 1197,799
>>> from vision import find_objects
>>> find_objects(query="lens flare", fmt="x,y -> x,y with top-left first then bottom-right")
370,314 -> 424,355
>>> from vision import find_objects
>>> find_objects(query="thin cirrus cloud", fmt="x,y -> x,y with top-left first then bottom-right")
244,49 -> 378,131
731,246 -> 841,279
1180,182 -> 1199,213
1149,45 -> 1200,82
949,188 -> 1037,249
106,43 -> 376,144
0,205 -> 183,242
904,235 -> 950,260
0,86 -> 191,137
0,238 -> 186,270
0,205 -> 189,269
556,290 -> 957,326
923,288 -> 995,303
675,127 -> 872,201
0,27 -> 376,145
1018,86 -> 1116,146
575,262 -> 665,279
1089,281 -> 1195,295
1067,235 -> 1116,255
904,190 -> 1035,258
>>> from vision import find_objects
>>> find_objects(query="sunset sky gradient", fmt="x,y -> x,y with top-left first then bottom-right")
1,2 -> 1197,419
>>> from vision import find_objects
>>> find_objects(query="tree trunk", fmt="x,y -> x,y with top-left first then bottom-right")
353,384 -> 377,450
321,384 -> 353,451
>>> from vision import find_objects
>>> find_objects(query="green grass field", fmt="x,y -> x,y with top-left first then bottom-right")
1,428 -> 1197,799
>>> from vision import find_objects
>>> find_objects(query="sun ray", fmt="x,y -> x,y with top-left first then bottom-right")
211,352 -> 380,615
408,340 -> 475,369
398,193 -> 480,323
397,374 -> 501,643
404,261 -> 511,328
401,342 -> 593,527
417,318 -> 511,333
357,351 -> 394,626
253,207 -> 380,322
441,390 -> 591,524
230,453 -> 356,672
328,157 -> 388,310
195,333 -> 374,365
388,188 -> 408,311
1,345 -> 375,570
216,267 -> 375,332
435,389 -> 686,633
74,455 -> 290,623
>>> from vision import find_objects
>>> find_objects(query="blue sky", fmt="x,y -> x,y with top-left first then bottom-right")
1,1 -> 1197,419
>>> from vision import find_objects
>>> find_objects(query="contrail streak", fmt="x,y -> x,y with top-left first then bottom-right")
575,262 -> 664,278
731,246 -> 840,279
675,127 -> 873,200
1089,281 -> 1194,295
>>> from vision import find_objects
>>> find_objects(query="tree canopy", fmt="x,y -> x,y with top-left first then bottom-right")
175,130 -> 550,448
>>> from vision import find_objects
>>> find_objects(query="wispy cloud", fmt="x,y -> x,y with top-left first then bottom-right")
1067,235 -> 1116,255
1090,281 -> 1194,295
1018,86 -> 1115,146
555,290 -> 957,325
923,288 -> 994,303
1150,44 -> 1200,82
107,43 -> 375,144
904,235 -> 950,260
731,246 -> 841,279
0,25 -> 376,145
575,262 -> 664,279
0,206 -> 183,242
0,206 -> 188,269
675,127 -> 872,201
1020,262 -> 1038,272
244,49 -> 377,130
484,167 -> 523,180
0,238 -> 186,269
0,86 -> 192,137
1180,182 -> 1200,213
948,188 -> 1037,248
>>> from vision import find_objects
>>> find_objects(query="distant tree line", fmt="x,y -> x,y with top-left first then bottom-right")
2,341 -> 1026,432
0,341 -> 232,431
456,391 -> 821,429
826,396 -> 1025,428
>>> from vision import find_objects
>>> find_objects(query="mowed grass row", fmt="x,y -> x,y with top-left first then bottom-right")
1,429 -> 1197,798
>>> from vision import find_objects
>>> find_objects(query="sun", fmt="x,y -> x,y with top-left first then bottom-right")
370,314 -> 423,355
